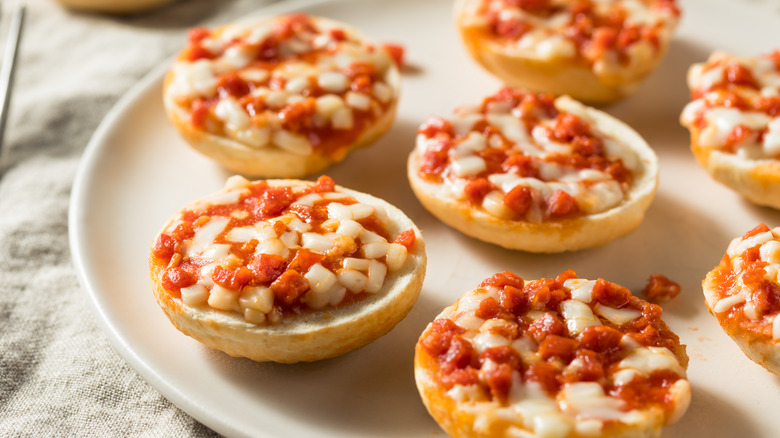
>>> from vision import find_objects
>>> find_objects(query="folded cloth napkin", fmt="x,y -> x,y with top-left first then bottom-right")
0,1 -> 278,435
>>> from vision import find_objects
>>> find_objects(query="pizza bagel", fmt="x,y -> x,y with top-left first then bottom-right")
414,270 -> 690,438
453,0 -> 681,105
681,50 -> 780,209
163,13 -> 401,178
407,87 -> 658,253
702,223 -> 780,375
148,175 -> 426,363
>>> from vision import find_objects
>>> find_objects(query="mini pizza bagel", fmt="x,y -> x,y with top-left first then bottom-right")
681,50 -> 780,209
414,270 -> 690,438
163,13 -> 401,178
407,87 -> 658,253
148,175 -> 426,363
702,223 -> 780,375
453,0 -> 681,104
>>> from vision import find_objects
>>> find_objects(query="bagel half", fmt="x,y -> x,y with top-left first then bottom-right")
407,88 -> 658,253
681,50 -> 780,209
149,175 -> 426,363
163,13 -> 401,178
414,270 -> 690,438
702,223 -> 780,375
453,0 -> 681,105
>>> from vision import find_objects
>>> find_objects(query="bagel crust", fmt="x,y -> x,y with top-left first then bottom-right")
414,271 -> 690,438
453,0 -> 681,104
163,14 -> 401,178
681,50 -> 780,209
407,88 -> 658,253
702,223 -> 780,375
148,175 -> 426,363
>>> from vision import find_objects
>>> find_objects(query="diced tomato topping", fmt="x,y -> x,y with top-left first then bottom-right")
563,349 -> 605,382
481,271 -> 525,290
726,63 -> 760,88
418,116 -> 454,138
188,27 -> 211,44
556,270 -> 578,283
538,334 -> 579,361
526,279 -> 568,311
525,361 -> 560,395
493,18 -> 529,39
610,370 -> 680,412
499,285 -> 527,314
393,229 -> 416,251
591,278 -> 632,308
259,187 -> 295,218
279,100 -> 316,131
742,223 -> 770,240
345,61 -> 377,80
552,114 -> 591,142
329,28 -> 347,41
270,269 -> 310,305
504,185 -> 533,217
313,175 -> 336,193
475,296 -> 512,320
250,253 -> 288,284
749,280 -> 780,318
152,234 -> 176,260
758,96 -> 780,117
502,154 -> 537,177
510,0 -> 551,14
440,367 -> 479,388
190,100 -> 210,128
579,325 -> 623,353
441,335 -> 475,372
272,13 -> 316,39
464,178 -> 492,203
382,43 -> 405,68
187,46 -> 215,62
641,274 -> 681,304
421,318 -> 465,357
162,267 -> 196,291
217,73 -> 250,98
213,266 -> 253,291
483,362 -> 514,400
288,249 -> 326,273
546,189 -> 579,217
527,313 -> 566,343
573,136 -> 604,157
349,74 -> 372,93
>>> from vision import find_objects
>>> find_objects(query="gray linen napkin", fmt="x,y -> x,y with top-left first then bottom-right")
0,1 -> 278,436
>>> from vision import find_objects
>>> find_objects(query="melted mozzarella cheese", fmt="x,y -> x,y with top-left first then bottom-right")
560,299 -> 601,335
727,230 -> 774,257
617,346 -> 686,378
594,303 -> 641,326
187,216 -> 230,258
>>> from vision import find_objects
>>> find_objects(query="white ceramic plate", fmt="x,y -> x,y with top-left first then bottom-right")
70,0 -> 780,436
